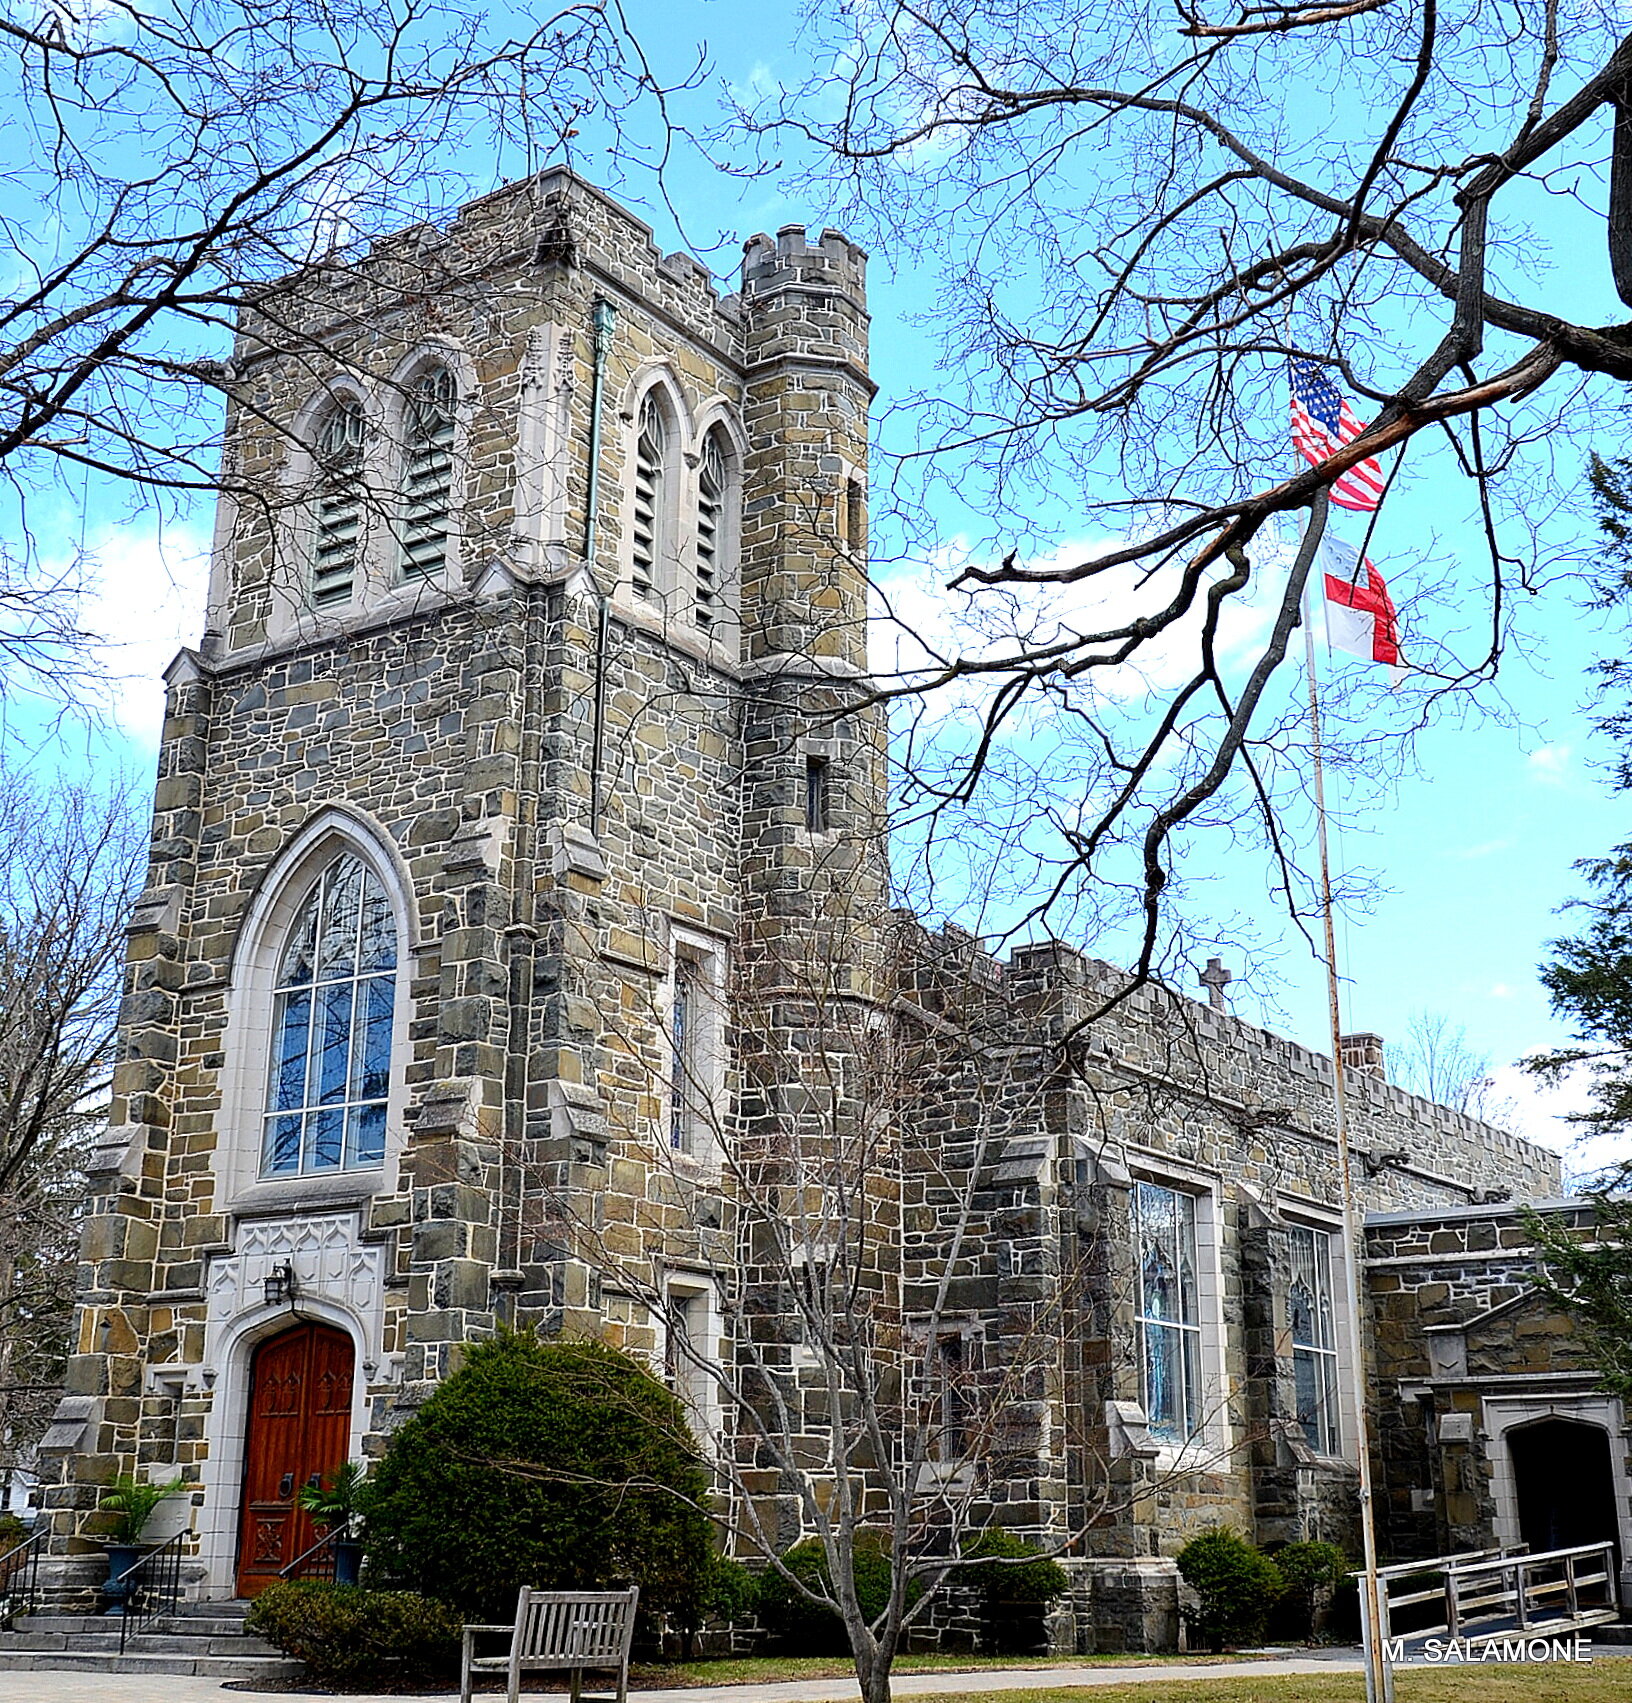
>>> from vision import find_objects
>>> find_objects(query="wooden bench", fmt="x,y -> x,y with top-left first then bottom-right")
460,1586 -> 640,1703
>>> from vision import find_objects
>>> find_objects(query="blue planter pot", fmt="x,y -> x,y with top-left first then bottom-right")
333,1540 -> 364,1587
102,1543 -> 143,1615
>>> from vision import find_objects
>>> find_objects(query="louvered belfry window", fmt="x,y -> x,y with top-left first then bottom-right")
632,394 -> 664,601
312,401 -> 366,608
695,431 -> 726,633
399,366 -> 456,583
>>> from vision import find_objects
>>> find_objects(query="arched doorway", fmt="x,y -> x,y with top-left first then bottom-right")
1507,1417 -> 1620,1560
236,1321 -> 355,1596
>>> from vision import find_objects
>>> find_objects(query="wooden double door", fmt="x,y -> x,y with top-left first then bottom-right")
236,1322 -> 355,1597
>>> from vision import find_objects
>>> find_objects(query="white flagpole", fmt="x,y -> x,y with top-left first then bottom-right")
1301,497 -> 1393,1703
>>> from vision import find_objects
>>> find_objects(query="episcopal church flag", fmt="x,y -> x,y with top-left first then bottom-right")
1290,360 -> 1387,512
1318,536 -> 1402,666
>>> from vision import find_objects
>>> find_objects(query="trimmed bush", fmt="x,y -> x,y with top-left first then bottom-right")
364,1332 -> 712,1623
246,1581 -> 461,1684
1176,1527 -> 1283,1652
960,1530 -> 1070,1654
702,1554 -> 761,1625
756,1534 -> 896,1654
1271,1540 -> 1351,1642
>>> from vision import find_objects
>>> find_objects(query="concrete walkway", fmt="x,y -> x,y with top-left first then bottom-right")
0,1653 -> 1366,1703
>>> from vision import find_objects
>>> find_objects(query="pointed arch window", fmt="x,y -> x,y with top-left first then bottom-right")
262,855 -> 397,1177
1133,1181 -> 1202,1441
312,401 -> 366,608
694,429 -> 730,634
632,393 -> 665,602
399,366 -> 456,583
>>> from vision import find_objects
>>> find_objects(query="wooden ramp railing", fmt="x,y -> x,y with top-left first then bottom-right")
1377,1541 -> 1619,1652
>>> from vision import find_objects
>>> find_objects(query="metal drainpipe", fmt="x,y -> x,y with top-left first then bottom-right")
585,296 -> 616,836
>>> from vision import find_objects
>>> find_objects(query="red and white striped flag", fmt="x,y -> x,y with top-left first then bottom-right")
1318,536 -> 1401,666
1290,360 -> 1387,512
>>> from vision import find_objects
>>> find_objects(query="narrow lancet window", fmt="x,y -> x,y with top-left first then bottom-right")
399,366 -> 456,582
312,401 -> 366,607
695,430 -> 727,632
632,394 -> 664,601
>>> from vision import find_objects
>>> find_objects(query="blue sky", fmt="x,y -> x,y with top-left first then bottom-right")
16,0 -> 1630,1169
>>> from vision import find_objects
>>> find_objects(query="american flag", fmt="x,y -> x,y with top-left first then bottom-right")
1289,360 -> 1386,512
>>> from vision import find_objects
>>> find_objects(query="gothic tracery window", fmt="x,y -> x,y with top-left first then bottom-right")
1133,1181 -> 1202,1441
399,365 -> 456,582
262,855 -> 397,1177
1289,1224 -> 1340,1454
311,400 -> 367,608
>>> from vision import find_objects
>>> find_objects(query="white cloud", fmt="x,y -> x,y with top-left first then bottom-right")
1526,742 -> 1573,784
1455,836 -> 1515,861
1489,981 -> 1513,998
1485,1057 -> 1631,1180
870,533 -> 1284,703
81,519 -> 211,749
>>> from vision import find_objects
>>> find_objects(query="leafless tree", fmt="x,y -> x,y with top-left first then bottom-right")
1386,1007 -> 1513,1123
523,889 -> 1246,1703
743,1 -> 1632,995
0,773 -> 144,1503
0,0 -> 678,697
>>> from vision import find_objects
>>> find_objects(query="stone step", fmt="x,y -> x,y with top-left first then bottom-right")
163,1597 -> 253,1620
13,1608 -> 254,1637
0,1650 -> 303,1679
0,1628 -> 284,1657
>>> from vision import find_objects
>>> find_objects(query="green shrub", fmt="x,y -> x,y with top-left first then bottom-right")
960,1530 -> 1070,1654
756,1534 -> 897,1654
0,1513 -> 25,1553
1270,1541 -> 1351,1642
702,1554 -> 761,1625
1176,1527 -> 1283,1652
246,1581 -> 462,1684
364,1331 -> 712,1623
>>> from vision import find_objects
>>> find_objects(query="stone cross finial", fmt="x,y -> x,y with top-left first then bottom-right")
1200,957 -> 1233,1011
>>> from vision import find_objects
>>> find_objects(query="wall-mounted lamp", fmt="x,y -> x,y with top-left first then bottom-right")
263,1261 -> 300,1311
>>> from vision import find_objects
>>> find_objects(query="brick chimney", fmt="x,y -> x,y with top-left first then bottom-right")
1339,1031 -> 1386,1078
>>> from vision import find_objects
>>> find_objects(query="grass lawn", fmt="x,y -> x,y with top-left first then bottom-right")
895,1667 -> 1624,1703
630,1655 -> 1268,1687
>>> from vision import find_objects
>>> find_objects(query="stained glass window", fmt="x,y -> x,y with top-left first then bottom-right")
1133,1181 -> 1203,1441
1289,1224 -> 1341,1455
262,856 -> 396,1177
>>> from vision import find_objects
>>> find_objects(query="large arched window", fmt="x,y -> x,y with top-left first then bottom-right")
399,365 -> 456,583
262,855 -> 397,1177
631,393 -> 666,602
312,400 -> 367,607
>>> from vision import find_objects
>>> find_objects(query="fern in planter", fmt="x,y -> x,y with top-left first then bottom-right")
297,1461 -> 371,1584
100,1475 -> 182,1545
297,1461 -> 370,1535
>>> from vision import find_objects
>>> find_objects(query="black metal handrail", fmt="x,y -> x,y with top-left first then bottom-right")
0,1529 -> 45,1626
117,1529 -> 186,1654
278,1523 -> 343,1583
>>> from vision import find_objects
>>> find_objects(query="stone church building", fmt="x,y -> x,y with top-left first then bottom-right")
28,170 -> 1628,1647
